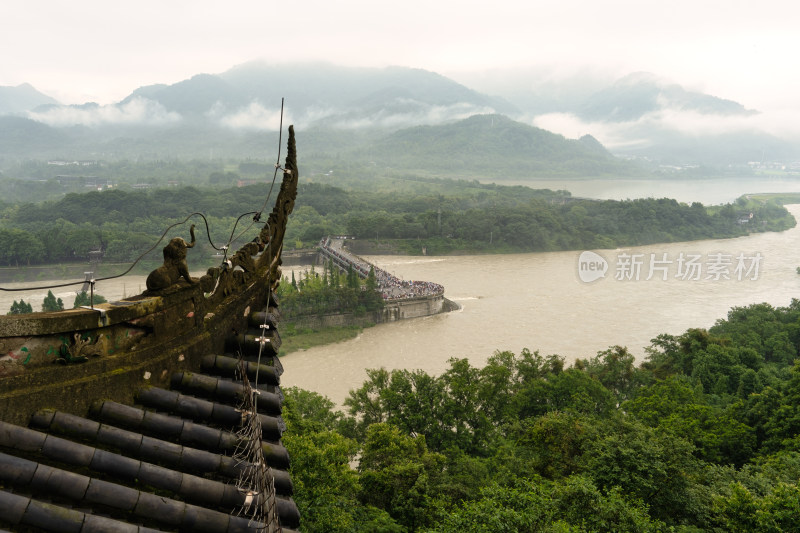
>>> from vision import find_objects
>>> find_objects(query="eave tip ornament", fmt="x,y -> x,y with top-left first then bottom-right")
146,224 -> 198,292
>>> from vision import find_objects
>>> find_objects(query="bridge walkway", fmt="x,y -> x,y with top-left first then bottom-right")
317,237 -> 444,301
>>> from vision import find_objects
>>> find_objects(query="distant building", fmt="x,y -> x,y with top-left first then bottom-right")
47,160 -> 98,166
54,175 -> 113,189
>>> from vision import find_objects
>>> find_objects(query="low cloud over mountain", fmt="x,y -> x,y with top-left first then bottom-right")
574,72 -> 756,123
29,97 -> 181,127
1,62 -> 799,166
0,83 -> 58,115
470,70 -> 800,164
109,63 -> 514,131
11,63 -> 510,133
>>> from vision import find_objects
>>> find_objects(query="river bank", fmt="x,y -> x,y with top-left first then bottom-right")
280,323 -> 373,355
0,262 -> 154,285
280,204 -> 800,405
279,295 -> 460,354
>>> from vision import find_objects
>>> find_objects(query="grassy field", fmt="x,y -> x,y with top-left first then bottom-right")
278,323 -> 373,356
747,192 -> 800,203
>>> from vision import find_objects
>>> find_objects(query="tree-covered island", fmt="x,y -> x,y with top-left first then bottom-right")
0,177 -> 792,268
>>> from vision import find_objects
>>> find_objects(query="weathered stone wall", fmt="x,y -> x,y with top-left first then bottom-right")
0,281 -> 265,426
379,294 -> 445,322
0,125 -> 298,427
286,312 -> 378,330
286,295 -> 458,330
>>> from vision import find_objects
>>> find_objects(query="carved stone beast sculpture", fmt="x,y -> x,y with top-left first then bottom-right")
146,225 -> 197,291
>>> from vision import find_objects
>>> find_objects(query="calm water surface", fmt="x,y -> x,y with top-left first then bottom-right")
281,204 -> 800,404
503,176 -> 800,205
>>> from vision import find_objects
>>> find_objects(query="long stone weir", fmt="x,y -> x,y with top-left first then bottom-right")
318,236 -> 445,301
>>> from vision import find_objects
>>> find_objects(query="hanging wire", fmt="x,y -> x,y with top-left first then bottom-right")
0,99 -> 289,294
1,212 -> 203,292
0,210 -> 233,292
219,211 -> 260,263
252,221 -> 270,390
222,98 -> 286,256
231,229 -> 281,531
228,99 -> 286,531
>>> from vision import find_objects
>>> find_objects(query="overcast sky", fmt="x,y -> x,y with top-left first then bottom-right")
2,0 -> 798,113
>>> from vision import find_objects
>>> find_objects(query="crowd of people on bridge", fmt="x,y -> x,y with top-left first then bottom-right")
319,237 -> 444,301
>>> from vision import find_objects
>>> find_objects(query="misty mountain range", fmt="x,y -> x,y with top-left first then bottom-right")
1,61 -> 797,171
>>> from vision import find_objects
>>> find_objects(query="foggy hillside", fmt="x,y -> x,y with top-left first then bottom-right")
575,72 -> 756,122
453,68 -> 800,165
357,114 -> 637,178
1,61 -> 798,168
0,83 -> 58,115
116,62 -> 517,129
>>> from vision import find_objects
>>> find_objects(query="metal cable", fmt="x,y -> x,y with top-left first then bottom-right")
0,100 -> 288,294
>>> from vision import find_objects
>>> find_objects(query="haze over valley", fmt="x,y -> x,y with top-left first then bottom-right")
2,61 -> 799,178
6,4 -> 800,530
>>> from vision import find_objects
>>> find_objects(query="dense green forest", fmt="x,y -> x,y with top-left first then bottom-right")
272,263 -> 385,352
276,261 -> 384,318
282,301 -> 800,531
348,114 -> 640,178
0,176 -> 792,267
0,111 -> 644,179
